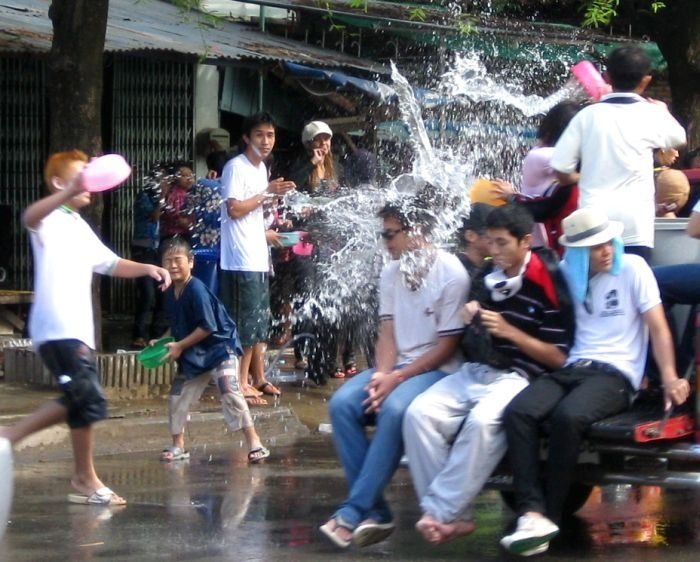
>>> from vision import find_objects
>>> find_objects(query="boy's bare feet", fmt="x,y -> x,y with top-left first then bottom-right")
416,514 -> 475,545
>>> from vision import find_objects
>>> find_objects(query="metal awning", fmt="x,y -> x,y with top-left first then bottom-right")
202,0 -> 667,69
0,0 -> 387,74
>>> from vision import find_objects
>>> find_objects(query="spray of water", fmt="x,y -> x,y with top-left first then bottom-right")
274,51 -> 589,378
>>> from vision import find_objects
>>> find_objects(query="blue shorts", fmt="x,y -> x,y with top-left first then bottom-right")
39,339 -> 107,429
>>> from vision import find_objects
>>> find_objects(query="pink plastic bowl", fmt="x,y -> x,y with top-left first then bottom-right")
571,61 -> 612,101
81,154 -> 132,192
291,231 -> 314,256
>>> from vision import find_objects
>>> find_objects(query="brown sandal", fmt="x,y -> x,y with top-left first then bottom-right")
244,395 -> 268,406
256,381 -> 281,396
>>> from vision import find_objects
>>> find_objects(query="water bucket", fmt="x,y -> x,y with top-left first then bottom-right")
571,61 -> 611,101
137,336 -> 175,369
278,231 -> 302,247
81,154 -> 132,192
192,247 -> 220,294
0,437 -> 13,540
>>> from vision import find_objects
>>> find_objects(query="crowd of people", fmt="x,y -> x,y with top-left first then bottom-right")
1,44 -> 699,558
318,44 -> 695,557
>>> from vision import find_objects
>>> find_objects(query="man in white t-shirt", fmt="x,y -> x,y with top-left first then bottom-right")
551,46 -> 686,261
319,199 -> 469,550
219,113 -> 295,402
500,207 -> 691,556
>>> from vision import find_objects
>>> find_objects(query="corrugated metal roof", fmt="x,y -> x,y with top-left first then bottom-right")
0,0 -> 387,74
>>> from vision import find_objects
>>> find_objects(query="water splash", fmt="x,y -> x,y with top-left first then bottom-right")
276,50 -> 583,379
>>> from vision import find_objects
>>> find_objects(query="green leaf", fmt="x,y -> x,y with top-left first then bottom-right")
408,7 -> 427,22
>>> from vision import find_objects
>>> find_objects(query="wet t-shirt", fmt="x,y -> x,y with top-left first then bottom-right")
164,276 -> 243,377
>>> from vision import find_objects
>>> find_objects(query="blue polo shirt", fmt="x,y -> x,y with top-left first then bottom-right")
164,276 -> 243,377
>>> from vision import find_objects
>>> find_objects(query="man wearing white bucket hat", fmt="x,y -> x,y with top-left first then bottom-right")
500,207 -> 691,556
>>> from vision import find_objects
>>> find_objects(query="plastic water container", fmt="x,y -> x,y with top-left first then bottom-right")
137,337 -> 175,369
0,437 -> 13,540
81,154 -> 131,192
571,61 -> 612,101
278,231 -> 301,247
192,247 -> 220,294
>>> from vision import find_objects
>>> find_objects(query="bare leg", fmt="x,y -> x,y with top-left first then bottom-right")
242,426 -> 262,451
249,342 -> 267,388
171,432 -> 185,450
249,342 -> 280,396
238,346 -> 260,396
69,425 -> 126,504
0,400 -> 67,445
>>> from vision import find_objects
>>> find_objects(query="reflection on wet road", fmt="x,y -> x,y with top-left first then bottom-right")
2,435 -> 700,561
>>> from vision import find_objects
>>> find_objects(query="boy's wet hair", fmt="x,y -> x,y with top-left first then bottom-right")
606,46 -> 652,91
377,197 -> 436,235
160,236 -> 193,259
486,202 -> 534,241
241,112 -> 276,137
44,150 -> 88,190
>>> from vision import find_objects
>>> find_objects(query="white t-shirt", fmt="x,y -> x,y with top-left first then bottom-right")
563,254 -> 661,390
28,207 -> 119,349
379,250 -> 469,374
551,93 -> 686,248
219,154 -> 269,272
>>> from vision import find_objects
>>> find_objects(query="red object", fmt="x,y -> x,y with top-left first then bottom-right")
292,231 -> 314,257
634,414 -> 695,442
682,168 -> 700,182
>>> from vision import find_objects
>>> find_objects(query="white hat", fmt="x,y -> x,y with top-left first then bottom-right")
559,208 -> 624,247
301,121 -> 333,143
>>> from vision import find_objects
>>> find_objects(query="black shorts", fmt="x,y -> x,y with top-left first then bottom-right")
39,339 -> 107,429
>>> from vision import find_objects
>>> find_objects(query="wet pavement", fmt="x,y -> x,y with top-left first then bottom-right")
2,378 -> 700,561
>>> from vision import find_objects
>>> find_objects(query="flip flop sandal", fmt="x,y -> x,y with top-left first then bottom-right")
353,520 -> 396,547
160,446 -> 190,462
319,516 -> 355,549
333,368 -> 346,379
248,446 -> 270,463
256,381 -> 282,396
244,395 -> 268,406
68,487 -> 127,506
344,364 -> 358,377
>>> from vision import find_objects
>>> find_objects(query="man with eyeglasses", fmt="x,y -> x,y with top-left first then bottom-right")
319,199 -> 469,549
403,203 -> 574,549
500,207 -> 690,556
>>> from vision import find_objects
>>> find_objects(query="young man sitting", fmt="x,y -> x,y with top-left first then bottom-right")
500,207 -> 691,556
403,203 -> 574,546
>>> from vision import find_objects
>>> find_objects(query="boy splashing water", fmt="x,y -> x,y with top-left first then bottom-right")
159,237 -> 270,463
0,150 -> 172,506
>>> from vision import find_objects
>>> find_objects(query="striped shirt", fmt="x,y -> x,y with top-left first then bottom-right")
463,251 -> 572,378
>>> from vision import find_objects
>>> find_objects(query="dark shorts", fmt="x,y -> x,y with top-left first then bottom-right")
219,270 -> 270,347
39,339 -> 108,429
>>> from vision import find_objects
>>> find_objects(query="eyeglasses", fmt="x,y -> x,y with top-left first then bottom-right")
380,228 -> 404,241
